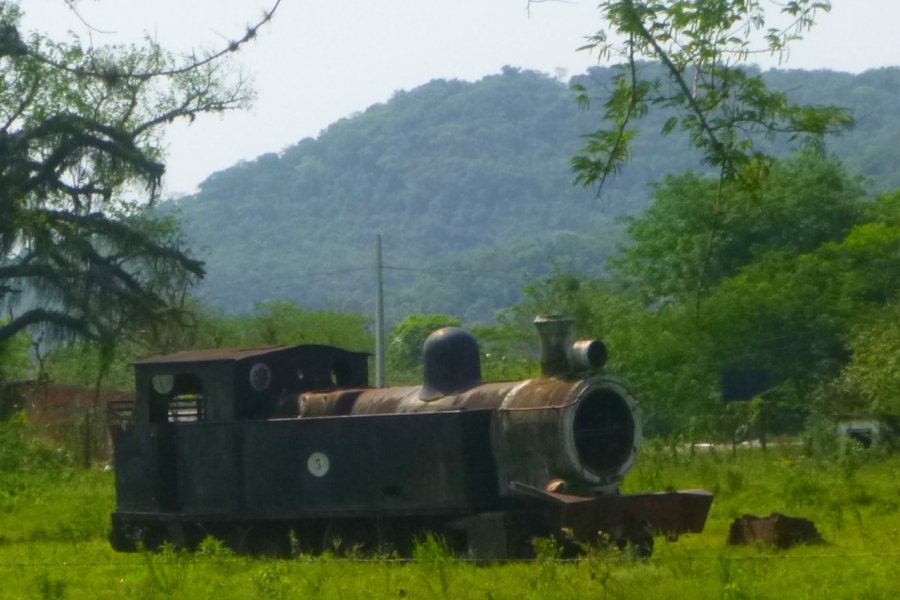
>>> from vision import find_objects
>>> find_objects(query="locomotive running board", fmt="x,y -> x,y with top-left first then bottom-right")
509,481 -> 713,539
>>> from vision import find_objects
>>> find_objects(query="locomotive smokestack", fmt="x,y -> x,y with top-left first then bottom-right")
534,315 -> 573,377
534,315 -> 608,377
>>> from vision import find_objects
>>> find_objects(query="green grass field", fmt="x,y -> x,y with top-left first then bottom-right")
0,435 -> 897,599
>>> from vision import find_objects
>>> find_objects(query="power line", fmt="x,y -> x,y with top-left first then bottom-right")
288,263 -> 547,281
384,264 -> 538,279
290,266 -> 371,279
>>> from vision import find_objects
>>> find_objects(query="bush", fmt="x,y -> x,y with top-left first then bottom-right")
0,412 -> 73,472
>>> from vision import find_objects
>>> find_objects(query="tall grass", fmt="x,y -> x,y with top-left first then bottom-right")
0,428 -> 897,599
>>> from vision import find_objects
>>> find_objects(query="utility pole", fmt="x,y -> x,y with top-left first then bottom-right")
375,234 -> 386,387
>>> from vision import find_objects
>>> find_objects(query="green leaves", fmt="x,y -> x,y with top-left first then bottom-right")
0,4 -> 265,348
176,300 -> 373,355
574,0 -> 849,191
386,314 -> 460,381
511,149 -> 897,433
830,304 -> 900,416
614,151 -> 865,304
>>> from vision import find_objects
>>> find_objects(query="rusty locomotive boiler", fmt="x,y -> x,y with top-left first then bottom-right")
108,316 -> 711,557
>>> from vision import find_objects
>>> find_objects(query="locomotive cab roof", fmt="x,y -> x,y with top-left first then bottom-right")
134,344 -> 369,423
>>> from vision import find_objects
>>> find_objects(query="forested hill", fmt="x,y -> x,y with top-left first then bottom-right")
171,65 -> 900,323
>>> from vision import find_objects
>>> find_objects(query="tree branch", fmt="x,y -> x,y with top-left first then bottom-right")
0,308 -> 99,343
28,0 -> 282,82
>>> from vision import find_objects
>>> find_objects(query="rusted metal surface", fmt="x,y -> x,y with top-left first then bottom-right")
15,381 -> 133,421
299,381 -> 520,416
4,382 -> 134,462
298,379 -> 583,417
728,513 -> 822,548
107,399 -> 135,428
135,345 -> 291,365
299,377 -> 641,495
534,316 -> 575,377
511,481 -> 713,540
533,315 -> 607,377
299,378 -> 594,416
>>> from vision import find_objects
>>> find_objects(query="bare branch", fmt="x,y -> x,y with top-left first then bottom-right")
29,0 -> 282,83
62,0 -> 115,35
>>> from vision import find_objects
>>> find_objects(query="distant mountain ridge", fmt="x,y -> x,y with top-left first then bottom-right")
169,65 -> 900,323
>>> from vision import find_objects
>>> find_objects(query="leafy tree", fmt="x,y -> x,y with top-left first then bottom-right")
41,299 -> 372,390
605,302 -> 720,437
504,269 -> 641,340
636,194 -> 899,431
470,322 -> 537,382
825,304 -> 900,417
387,314 -> 461,380
700,251 -> 849,396
172,65 -> 900,322
502,185 -> 898,437
0,325 -> 29,380
0,2 -> 278,350
504,269 -> 722,436
239,301 -> 372,351
38,339 -> 135,391
810,202 -> 900,359
571,1 -> 853,315
615,151 -> 865,303
572,0 -> 851,190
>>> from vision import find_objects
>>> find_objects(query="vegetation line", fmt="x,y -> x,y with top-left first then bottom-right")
0,552 -> 899,569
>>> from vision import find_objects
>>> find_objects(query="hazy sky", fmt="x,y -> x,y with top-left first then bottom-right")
19,1 -> 900,196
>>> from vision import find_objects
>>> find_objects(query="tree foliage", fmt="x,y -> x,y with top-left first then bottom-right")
183,68 -> 623,324
167,65 -> 900,323
0,1 -> 277,348
509,157 -> 898,434
615,151 -> 865,303
572,0 -> 852,191
42,299 -> 371,390
0,322 -> 28,380
211,300 -> 372,352
826,304 -> 900,416
387,314 -> 460,381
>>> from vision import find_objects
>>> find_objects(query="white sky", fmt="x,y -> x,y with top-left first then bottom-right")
18,0 -> 900,196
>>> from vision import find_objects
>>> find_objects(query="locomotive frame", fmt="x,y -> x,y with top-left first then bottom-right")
108,318 -> 712,557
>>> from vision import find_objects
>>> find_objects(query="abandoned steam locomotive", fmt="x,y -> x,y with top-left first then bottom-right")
108,316 -> 711,557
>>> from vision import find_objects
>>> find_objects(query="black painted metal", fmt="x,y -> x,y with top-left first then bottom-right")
420,327 -> 482,401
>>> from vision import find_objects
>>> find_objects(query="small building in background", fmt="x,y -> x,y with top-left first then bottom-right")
836,417 -> 899,448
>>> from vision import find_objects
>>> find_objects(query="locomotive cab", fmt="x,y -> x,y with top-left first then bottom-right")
111,345 -> 369,517
136,345 -> 369,423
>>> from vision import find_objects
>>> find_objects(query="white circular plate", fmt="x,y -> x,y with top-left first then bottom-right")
307,452 -> 330,477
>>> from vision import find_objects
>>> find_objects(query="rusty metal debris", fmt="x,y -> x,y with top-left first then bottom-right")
728,513 -> 822,548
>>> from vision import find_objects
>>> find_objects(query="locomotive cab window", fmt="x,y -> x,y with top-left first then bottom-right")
148,373 -> 206,424
166,394 -> 204,423
331,358 -> 353,387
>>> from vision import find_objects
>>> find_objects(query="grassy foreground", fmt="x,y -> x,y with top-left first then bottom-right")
0,439 -> 897,599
